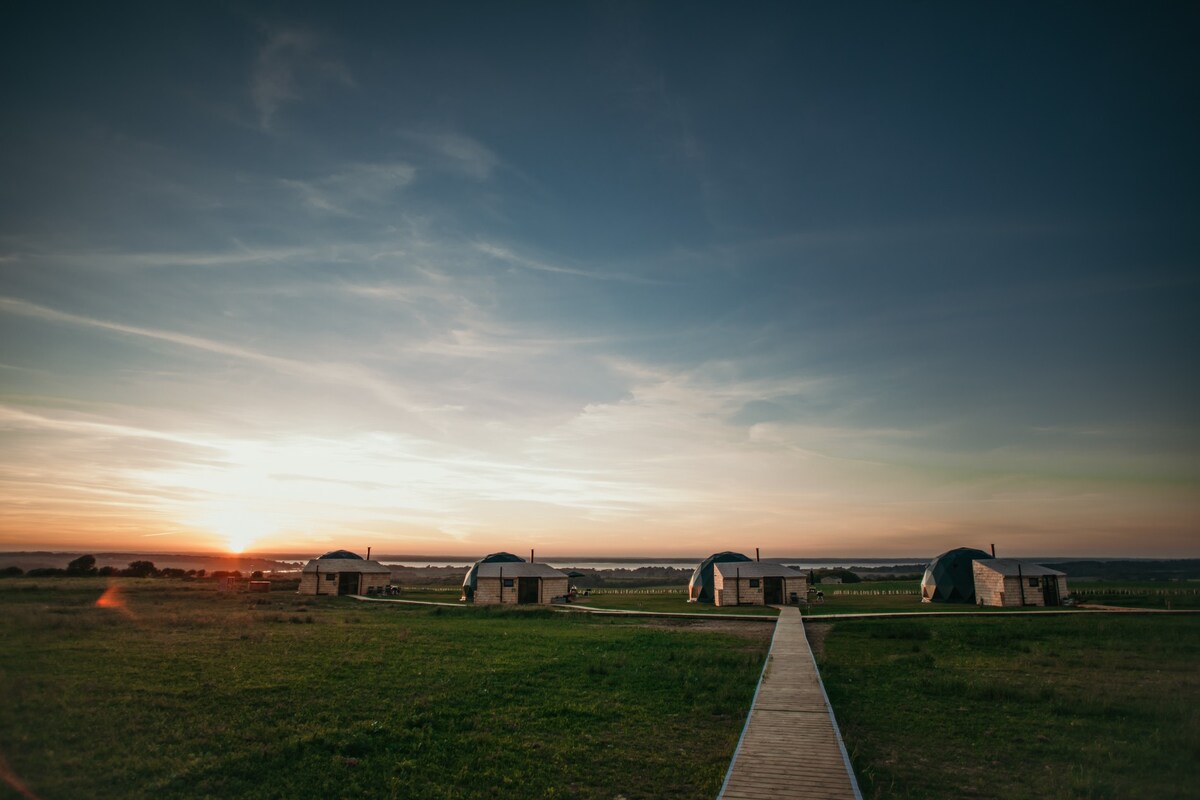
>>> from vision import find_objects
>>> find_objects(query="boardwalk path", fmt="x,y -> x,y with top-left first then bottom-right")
718,606 -> 862,800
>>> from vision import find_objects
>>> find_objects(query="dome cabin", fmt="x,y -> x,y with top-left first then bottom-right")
711,560 -> 806,607
299,550 -> 392,596
920,547 -> 993,603
461,553 -> 569,605
688,552 -> 753,602
973,559 -> 1069,607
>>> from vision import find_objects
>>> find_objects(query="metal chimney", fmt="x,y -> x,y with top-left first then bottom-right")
756,547 -> 760,562
990,543 -> 996,557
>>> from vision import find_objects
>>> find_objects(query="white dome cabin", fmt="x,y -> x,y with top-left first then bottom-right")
298,550 -> 392,596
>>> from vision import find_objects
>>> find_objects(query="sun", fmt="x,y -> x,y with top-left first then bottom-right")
193,507 -> 274,555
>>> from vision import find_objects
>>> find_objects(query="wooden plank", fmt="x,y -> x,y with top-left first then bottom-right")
718,606 -> 861,800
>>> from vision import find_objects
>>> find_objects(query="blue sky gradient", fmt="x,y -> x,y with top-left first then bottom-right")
1,2 -> 1197,556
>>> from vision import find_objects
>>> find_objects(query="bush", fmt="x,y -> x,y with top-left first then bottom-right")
0,565 -> 23,577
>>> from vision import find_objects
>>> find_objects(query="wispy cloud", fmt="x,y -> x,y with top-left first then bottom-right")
0,296 -> 423,420
401,130 -> 502,181
476,242 -> 668,285
251,28 -> 353,130
281,162 -> 415,215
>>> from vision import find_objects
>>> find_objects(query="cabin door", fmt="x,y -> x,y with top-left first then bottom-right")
763,577 -> 784,605
1041,577 -> 1060,606
337,572 -> 360,595
517,578 -> 540,604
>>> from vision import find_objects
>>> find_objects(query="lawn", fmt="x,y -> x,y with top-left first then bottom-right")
813,614 -> 1200,799
388,586 -> 780,616
0,578 -> 769,800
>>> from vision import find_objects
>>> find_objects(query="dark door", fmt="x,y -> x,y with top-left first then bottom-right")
763,577 -> 783,605
338,572 -> 359,595
517,577 -> 540,604
1042,577 -> 1060,606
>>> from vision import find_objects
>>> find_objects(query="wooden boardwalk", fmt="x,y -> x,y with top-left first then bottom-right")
718,606 -> 862,800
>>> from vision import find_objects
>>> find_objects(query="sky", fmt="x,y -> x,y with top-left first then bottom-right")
1,2 -> 1197,558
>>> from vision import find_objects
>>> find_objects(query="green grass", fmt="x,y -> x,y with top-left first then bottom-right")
0,579 -> 769,799
1069,581 -> 1200,609
387,586 -> 780,616
814,614 -> 1200,799
573,591 -> 780,616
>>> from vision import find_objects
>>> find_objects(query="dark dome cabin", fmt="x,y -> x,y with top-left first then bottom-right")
299,550 -> 392,596
920,547 -> 993,603
688,552 -> 753,603
461,553 -> 569,605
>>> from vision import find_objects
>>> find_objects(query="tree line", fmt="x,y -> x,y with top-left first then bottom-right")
0,554 -> 263,580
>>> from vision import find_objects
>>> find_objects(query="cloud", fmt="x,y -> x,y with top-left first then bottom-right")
476,242 -> 667,285
401,131 -> 502,180
0,296 -> 423,419
281,162 -> 416,215
251,28 -> 353,130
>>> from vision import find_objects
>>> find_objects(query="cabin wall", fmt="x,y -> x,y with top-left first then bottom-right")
713,573 -> 805,606
973,563 -> 1068,607
297,571 -> 390,596
474,577 -> 517,605
474,576 -> 569,605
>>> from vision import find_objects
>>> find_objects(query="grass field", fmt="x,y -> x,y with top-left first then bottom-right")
813,614 -> 1200,799
0,579 -> 769,799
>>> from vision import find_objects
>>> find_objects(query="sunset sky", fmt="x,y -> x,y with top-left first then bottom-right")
1,3 -> 1197,558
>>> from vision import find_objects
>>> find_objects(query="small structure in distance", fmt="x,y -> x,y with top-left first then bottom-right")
689,551 -> 806,606
688,551 -> 753,603
712,560 -> 806,606
461,552 -> 569,605
920,547 -> 994,603
298,550 -> 391,596
973,559 -> 1069,607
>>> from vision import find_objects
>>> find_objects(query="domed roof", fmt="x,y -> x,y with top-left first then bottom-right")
461,552 -> 526,599
688,551 -> 753,603
921,547 -> 992,603
318,549 -> 363,560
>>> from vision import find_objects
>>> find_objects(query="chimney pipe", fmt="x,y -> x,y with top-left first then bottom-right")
367,546 -> 371,561
530,548 -> 534,563
990,543 -> 996,557
756,547 -> 760,562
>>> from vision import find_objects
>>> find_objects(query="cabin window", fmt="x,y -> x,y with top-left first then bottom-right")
502,579 -> 514,588
749,579 -> 760,588
1028,578 -> 1038,587
325,574 -> 336,581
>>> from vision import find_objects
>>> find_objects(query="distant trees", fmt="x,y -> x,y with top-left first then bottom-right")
0,565 -> 23,577
122,561 -> 159,578
66,554 -> 98,576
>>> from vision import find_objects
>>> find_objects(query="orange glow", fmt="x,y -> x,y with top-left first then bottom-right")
95,584 -> 131,616
0,752 -> 40,800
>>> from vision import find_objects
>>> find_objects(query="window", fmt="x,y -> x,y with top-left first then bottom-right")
502,579 -> 514,588
749,579 -> 760,588
325,574 -> 336,581
1028,578 -> 1038,587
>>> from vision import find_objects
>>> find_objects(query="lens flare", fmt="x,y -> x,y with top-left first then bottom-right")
95,584 -> 131,616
